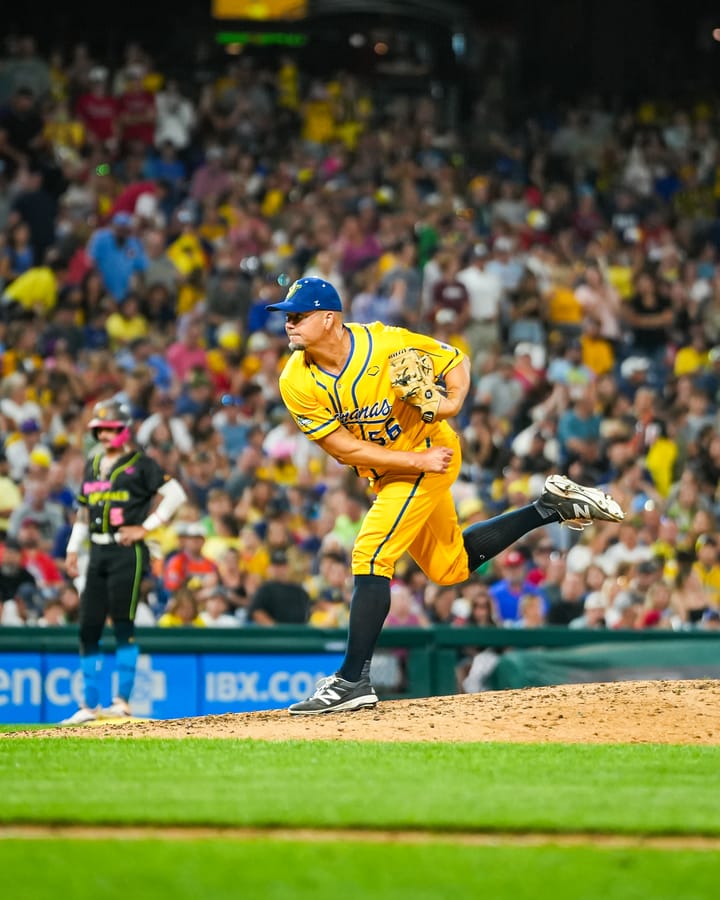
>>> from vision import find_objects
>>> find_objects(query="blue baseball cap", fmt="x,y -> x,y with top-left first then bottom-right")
112,211 -> 133,228
266,277 -> 342,313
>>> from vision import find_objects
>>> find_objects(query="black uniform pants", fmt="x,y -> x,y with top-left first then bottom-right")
79,541 -> 149,652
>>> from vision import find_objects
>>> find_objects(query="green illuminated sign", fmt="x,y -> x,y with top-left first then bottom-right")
215,31 -> 307,46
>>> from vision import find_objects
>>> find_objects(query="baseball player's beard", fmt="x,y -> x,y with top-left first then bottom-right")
288,337 -> 305,351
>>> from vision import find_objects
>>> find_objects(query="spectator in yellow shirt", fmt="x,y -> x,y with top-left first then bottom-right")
301,82 -> 335,148
276,56 -> 299,112
157,587 -> 206,627
1,250 -> 67,318
43,97 -> 85,161
104,293 -> 149,350
166,216 -> 207,315
580,317 -> 615,376
544,265 -> 583,337
673,326 -> 709,377
0,448 -> 22,533
692,534 -> 720,609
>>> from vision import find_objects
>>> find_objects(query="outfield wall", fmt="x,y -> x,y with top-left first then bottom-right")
0,626 -> 718,723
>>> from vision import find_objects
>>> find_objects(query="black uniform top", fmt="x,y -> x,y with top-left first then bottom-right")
77,450 -> 167,535
248,580 -> 311,624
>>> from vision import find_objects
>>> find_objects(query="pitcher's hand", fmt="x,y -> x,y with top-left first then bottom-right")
417,446 -> 454,473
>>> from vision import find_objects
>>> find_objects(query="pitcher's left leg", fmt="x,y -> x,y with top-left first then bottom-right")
407,485 -> 471,585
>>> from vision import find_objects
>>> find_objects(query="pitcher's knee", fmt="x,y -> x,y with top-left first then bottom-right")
351,548 -> 395,580
428,557 -> 471,586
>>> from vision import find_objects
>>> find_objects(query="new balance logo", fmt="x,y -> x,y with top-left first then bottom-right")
320,689 -> 341,704
572,503 -> 591,519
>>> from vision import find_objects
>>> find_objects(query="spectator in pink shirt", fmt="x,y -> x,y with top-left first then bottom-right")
166,317 -> 208,384
335,214 -> 383,278
189,147 -> 232,204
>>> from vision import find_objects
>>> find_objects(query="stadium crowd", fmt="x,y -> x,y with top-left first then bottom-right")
1,33 -> 720,685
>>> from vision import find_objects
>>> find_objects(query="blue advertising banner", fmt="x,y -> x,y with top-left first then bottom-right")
112,653 -> 198,721
200,653 -> 345,714
41,652 -> 198,724
0,651 -> 345,723
0,653 -> 44,724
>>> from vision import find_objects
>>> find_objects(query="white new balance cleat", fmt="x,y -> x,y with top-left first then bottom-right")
59,706 -> 99,726
539,475 -> 625,532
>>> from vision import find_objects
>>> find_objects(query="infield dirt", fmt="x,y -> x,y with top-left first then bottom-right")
16,679 -> 720,743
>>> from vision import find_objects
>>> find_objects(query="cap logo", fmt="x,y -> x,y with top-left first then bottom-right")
286,280 -> 301,299
314,299 -> 320,306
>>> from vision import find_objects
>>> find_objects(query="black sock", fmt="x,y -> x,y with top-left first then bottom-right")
338,574 -> 391,682
462,502 -> 561,571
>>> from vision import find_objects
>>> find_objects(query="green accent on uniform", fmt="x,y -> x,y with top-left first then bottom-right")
103,452 -> 141,532
128,543 -> 143,620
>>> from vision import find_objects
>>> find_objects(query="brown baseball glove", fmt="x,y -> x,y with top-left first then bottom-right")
388,348 -> 442,423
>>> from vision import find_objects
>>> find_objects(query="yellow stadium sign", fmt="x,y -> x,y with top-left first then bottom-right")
212,0 -> 307,20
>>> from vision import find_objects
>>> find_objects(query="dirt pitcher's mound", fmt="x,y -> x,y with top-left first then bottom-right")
15,679 -> 720,744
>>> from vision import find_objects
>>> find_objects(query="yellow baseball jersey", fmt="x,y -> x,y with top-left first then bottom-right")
278,322 -> 463,481
278,322 -> 471,582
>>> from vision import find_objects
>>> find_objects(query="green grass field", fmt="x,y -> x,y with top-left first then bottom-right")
1,735 -> 720,898
3,840 -> 719,900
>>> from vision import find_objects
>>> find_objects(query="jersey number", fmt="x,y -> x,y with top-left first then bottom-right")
367,418 -> 402,446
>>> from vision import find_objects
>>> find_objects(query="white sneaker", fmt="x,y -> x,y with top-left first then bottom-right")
539,474 -> 625,532
59,707 -> 99,726
100,699 -> 132,718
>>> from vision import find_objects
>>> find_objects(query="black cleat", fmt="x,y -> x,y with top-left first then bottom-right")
288,674 -> 378,716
